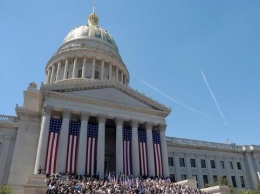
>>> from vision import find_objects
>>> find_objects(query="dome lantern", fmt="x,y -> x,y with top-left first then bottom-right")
87,4 -> 99,26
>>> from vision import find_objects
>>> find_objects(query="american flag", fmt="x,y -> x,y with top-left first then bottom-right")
123,128 -> 132,175
66,121 -> 80,173
45,118 -> 62,174
152,131 -> 163,177
138,129 -> 148,176
85,124 -> 98,176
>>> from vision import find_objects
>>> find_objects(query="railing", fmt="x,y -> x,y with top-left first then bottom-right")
166,137 -> 243,150
0,115 -> 18,123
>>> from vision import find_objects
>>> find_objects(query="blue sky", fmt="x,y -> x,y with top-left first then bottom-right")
1,1 -> 260,145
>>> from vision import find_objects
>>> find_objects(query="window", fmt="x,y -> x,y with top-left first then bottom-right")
179,158 -> 185,167
229,161 -> 233,169
169,174 -> 176,182
210,160 -> 216,169
190,159 -> 196,168
181,174 -> 187,180
220,161 -> 225,169
168,157 -> 174,166
213,175 -> 218,183
66,71 -> 69,79
201,159 -> 206,168
231,176 -> 237,187
77,69 -> 82,78
237,162 -> 241,170
95,71 -> 99,79
203,175 -> 209,186
240,176 -> 245,188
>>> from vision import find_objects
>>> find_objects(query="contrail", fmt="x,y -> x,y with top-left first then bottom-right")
201,70 -> 228,127
139,79 -> 209,119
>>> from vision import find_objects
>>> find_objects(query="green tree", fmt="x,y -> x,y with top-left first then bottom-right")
0,185 -> 12,194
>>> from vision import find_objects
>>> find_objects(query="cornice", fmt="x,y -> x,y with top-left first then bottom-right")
40,79 -> 171,116
15,106 -> 41,120
0,122 -> 19,130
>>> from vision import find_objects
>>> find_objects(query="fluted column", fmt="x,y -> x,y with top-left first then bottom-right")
115,118 -> 124,174
96,115 -> 106,178
77,112 -> 89,175
57,109 -> 71,173
63,59 -> 68,79
146,122 -> 155,176
50,65 -> 56,83
82,57 -> 87,78
91,58 -> 96,79
72,57 -> 77,78
159,124 -> 169,178
56,61 -> 61,81
34,106 -> 53,174
46,69 -> 51,84
101,60 -> 104,80
109,63 -> 112,80
131,120 -> 140,176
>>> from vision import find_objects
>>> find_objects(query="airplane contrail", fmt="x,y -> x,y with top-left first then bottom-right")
139,79 -> 209,119
201,70 -> 228,127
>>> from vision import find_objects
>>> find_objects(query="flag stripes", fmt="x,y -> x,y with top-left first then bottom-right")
45,118 -> 62,174
123,128 -> 132,175
152,131 -> 163,177
66,121 -> 80,173
85,124 -> 98,176
138,129 -> 148,176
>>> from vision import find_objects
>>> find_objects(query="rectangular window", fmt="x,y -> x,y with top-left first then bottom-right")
77,69 -> 82,78
181,174 -> 187,180
229,161 -> 233,169
95,71 -> 99,79
190,159 -> 196,168
237,162 -> 241,170
213,175 -> 218,183
201,159 -> 206,168
231,176 -> 237,187
203,175 -> 209,186
240,176 -> 245,188
210,160 -> 216,168
179,158 -> 185,167
220,161 -> 225,169
168,157 -> 174,166
66,71 -> 69,79
169,174 -> 176,182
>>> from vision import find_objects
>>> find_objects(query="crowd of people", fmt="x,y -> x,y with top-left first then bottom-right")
45,173 -> 209,194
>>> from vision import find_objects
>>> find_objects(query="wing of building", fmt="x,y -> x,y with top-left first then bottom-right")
0,8 -> 259,193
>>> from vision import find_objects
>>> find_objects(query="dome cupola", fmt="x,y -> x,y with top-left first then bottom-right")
45,5 -> 129,86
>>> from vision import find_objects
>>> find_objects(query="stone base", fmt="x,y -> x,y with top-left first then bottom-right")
23,174 -> 47,194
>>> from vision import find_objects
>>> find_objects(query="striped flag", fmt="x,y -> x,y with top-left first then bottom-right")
45,118 -> 62,174
66,121 -> 80,173
152,131 -> 163,177
123,128 -> 132,175
85,124 -> 98,176
138,129 -> 148,176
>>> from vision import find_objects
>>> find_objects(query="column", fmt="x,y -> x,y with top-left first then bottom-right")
116,117 -> 123,174
56,61 -> 61,81
91,58 -> 96,79
96,115 -> 106,178
159,124 -> 169,178
34,106 -> 53,174
101,60 -> 104,80
116,67 -> 119,81
72,57 -> 77,78
146,122 -> 155,176
77,112 -> 89,175
82,57 -> 87,78
56,109 -> 71,173
109,63 -> 112,80
50,65 -> 56,83
63,59 -> 68,79
131,120 -> 140,176
46,69 -> 51,84
121,71 -> 124,83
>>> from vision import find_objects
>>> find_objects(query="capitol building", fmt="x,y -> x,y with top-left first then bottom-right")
0,8 -> 259,193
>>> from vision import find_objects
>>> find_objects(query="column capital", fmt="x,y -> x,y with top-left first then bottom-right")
98,114 -> 106,124
81,112 -> 90,121
62,109 -> 71,119
159,123 -> 167,132
131,120 -> 139,128
115,117 -> 124,126
145,122 -> 153,130
42,106 -> 53,116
